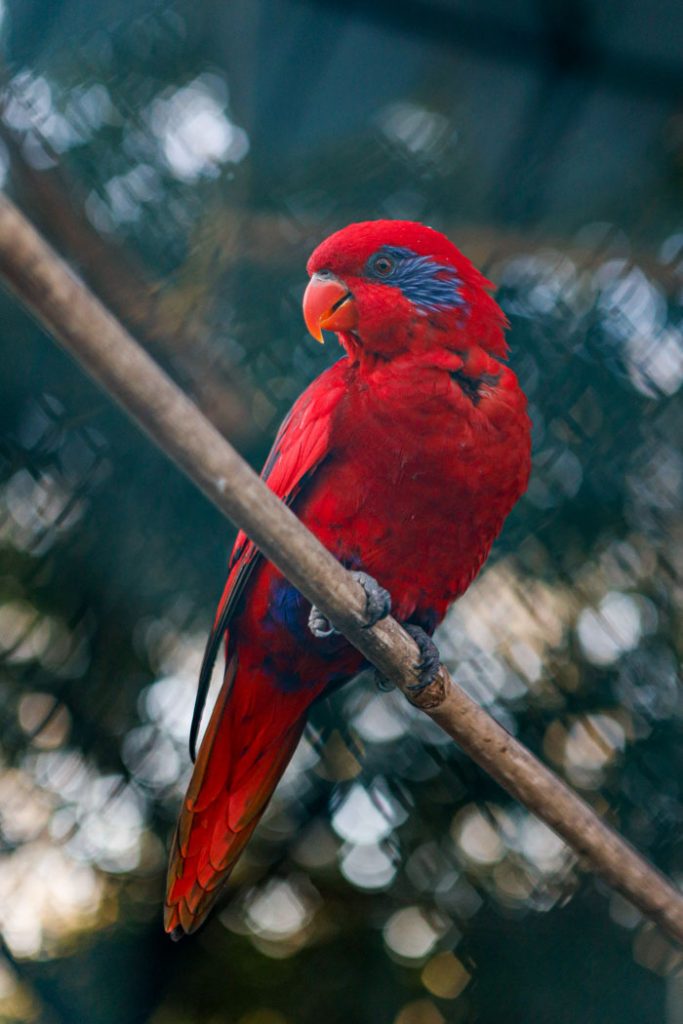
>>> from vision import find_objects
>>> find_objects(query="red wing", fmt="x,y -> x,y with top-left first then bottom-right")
188,360 -> 347,760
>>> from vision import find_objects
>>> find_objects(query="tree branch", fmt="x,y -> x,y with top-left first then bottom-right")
0,190 -> 681,944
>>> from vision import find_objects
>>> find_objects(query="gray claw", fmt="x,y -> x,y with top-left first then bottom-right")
308,606 -> 337,638
307,571 -> 392,640
403,625 -> 441,693
352,571 -> 391,629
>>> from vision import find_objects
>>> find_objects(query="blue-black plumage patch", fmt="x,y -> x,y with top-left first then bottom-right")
267,578 -> 305,635
365,246 -> 464,311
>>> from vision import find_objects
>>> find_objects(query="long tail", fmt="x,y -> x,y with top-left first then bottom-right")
164,653 -> 309,937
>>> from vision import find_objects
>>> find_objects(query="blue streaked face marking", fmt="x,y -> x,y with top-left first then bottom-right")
365,246 -> 464,312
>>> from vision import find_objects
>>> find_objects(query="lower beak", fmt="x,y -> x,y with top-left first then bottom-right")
303,273 -> 358,343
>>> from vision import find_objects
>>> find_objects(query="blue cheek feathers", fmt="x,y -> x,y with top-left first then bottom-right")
366,246 -> 466,312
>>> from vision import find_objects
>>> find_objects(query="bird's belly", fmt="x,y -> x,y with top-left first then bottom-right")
299,442 -> 513,627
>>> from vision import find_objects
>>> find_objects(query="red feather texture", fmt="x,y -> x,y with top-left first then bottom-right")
164,220 -> 532,936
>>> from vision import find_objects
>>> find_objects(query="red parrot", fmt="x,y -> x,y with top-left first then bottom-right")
164,220 -> 531,937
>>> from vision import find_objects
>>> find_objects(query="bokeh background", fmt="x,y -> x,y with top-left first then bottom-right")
1,1 -> 683,1021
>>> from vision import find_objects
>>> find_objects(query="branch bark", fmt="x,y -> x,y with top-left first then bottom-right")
1,190 -> 681,944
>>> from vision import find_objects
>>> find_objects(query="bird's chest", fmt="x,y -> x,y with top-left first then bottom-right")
299,369 -> 520,617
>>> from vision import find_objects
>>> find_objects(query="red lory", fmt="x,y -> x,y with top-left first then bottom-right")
164,220 -> 531,937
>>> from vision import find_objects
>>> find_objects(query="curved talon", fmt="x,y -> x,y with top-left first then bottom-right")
308,606 -> 337,638
403,624 -> 441,693
308,571 -> 392,640
351,571 -> 391,629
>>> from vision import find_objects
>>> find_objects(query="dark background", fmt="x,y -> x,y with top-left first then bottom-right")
1,1 -> 683,1021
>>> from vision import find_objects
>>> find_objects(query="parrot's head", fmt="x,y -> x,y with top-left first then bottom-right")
303,220 -> 508,361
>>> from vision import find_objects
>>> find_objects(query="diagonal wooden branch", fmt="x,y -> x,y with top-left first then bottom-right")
0,190 -> 681,944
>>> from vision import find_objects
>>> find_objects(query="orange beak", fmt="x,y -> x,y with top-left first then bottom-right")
303,273 -> 358,343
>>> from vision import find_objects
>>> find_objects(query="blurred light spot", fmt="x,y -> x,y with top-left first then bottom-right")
659,232 -> 683,264
509,641 -> 542,683
563,714 -> 625,786
331,782 -> 404,844
491,862 -> 534,905
245,877 -> 318,942
625,326 -> 683,398
18,692 -> 70,750
352,694 -> 407,743
517,816 -> 568,872
451,561 -> 568,667
0,601 -> 40,659
122,725 -> 180,789
143,672 -> 196,746
32,750 -> 90,801
2,468 -> 84,550
340,842 -> 397,890
377,102 -> 452,159
65,776 -> 146,873
314,729 -> 361,782
597,262 -> 667,341
3,72 -> 53,132
383,906 -> 447,962
0,136 -> 8,189
147,74 -> 248,181
421,951 -> 471,999
615,647 -> 678,721
65,83 -> 114,135
0,958 -> 38,1019
577,592 -> 642,665
0,842 -> 103,958
451,806 -> 505,866
0,769 -> 53,843
609,893 -> 642,930
498,253 -> 583,318
633,924 -> 682,977
394,999 -> 444,1024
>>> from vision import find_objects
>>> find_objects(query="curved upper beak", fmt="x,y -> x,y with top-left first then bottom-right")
303,273 -> 358,343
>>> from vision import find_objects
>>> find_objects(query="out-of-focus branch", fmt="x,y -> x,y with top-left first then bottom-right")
1,191 -> 682,945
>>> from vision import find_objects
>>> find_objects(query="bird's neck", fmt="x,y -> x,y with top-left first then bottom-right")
337,319 -> 507,379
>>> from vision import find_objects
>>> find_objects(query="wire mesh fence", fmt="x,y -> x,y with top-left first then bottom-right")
1,1 -> 683,1022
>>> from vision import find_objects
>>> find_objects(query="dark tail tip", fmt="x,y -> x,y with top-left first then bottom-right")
169,925 -> 185,942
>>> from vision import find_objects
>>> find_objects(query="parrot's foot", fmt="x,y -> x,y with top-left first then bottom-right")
403,625 -> 441,694
308,571 -> 391,638
355,571 -> 392,628
373,624 -> 441,694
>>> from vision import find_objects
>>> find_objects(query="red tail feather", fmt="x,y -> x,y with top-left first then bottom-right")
164,654 -> 308,936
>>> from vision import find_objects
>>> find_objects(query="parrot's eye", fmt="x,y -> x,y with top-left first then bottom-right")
371,254 -> 394,277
